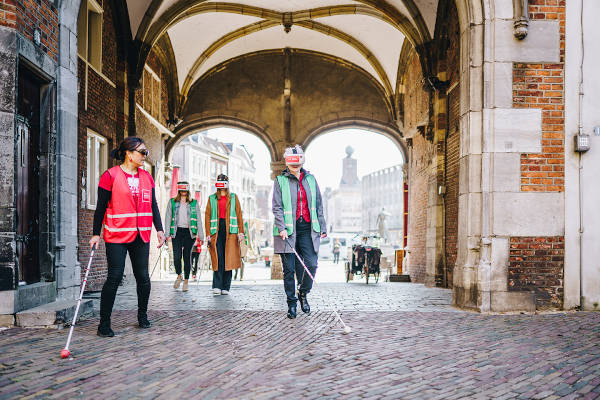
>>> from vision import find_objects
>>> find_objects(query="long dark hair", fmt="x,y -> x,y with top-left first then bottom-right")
110,136 -> 145,162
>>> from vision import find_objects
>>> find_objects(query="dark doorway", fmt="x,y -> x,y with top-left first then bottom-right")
16,65 -> 44,285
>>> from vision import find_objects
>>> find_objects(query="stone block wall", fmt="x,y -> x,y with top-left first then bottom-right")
0,0 -> 59,294
508,236 -> 564,308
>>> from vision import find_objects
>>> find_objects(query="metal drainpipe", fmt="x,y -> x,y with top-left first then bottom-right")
577,0 -> 585,310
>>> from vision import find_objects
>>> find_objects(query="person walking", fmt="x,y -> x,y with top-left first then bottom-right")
89,137 -> 166,337
272,145 -> 327,319
205,174 -> 245,295
191,234 -> 203,281
164,182 -> 203,291
333,239 -> 341,264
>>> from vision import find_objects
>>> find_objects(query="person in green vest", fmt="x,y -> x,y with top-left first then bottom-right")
205,174 -> 245,295
272,145 -> 327,319
164,181 -> 203,292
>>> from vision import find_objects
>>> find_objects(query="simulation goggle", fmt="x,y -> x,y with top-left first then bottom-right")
285,154 -> 304,165
215,181 -> 229,189
177,184 -> 190,191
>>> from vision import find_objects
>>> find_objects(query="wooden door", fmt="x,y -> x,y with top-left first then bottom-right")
16,68 -> 41,284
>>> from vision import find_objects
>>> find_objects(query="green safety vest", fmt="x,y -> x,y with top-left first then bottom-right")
273,174 -> 320,236
209,193 -> 239,234
170,199 -> 198,236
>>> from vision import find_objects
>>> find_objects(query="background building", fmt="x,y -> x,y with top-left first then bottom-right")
361,165 -> 404,244
326,147 -> 362,234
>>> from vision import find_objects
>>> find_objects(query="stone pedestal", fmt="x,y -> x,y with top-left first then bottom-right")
271,255 -> 283,280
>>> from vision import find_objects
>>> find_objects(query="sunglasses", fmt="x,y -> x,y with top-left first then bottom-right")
135,149 -> 149,156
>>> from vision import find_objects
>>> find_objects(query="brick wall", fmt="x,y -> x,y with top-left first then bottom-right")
407,134 -> 430,283
508,236 -> 564,309
513,0 -> 565,192
509,1 -> 565,309
78,0 -> 120,291
0,0 -> 59,61
403,49 -> 430,283
442,2 -> 460,288
444,86 -> 459,287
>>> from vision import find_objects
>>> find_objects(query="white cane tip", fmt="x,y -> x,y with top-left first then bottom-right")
343,326 -> 352,334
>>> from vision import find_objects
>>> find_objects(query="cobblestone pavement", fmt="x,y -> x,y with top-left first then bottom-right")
1,262 -> 600,399
98,261 -> 455,312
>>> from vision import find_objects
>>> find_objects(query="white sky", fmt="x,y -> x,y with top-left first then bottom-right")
205,127 -> 405,189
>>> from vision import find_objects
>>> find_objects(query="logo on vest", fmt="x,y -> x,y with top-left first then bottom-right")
142,189 -> 151,203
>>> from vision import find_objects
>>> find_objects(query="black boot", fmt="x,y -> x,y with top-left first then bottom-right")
138,313 -> 151,329
97,321 -> 115,337
298,291 -> 310,314
287,303 -> 297,319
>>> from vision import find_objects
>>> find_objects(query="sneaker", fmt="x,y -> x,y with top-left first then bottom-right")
221,290 -> 229,295
173,275 -> 183,289
182,280 -> 189,292
213,288 -> 221,295
192,275 -> 197,280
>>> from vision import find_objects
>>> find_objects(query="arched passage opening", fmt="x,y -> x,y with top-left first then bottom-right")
162,125 -> 275,281
65,0 -> 490,311
302,127 -> 406,283
127,0 -> 485,307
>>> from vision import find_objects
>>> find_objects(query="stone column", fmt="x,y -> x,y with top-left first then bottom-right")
0,26 -> 17,301
55,1 -> 83,300
269,160 -> 285,279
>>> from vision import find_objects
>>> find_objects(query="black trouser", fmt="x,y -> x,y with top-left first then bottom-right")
172,227 -> 194,279
280,220 -> 318,305
191,251 -> 200,275
333,252 -> 340,263
212,219 -> 232,290
100,235 -> 150,325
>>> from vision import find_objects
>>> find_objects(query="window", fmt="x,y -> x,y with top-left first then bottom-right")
143,65 -> 161,120
86,131 -> 107,209
77,0 -> 103,71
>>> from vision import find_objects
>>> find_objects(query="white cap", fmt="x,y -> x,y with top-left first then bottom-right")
283,145 -> 305,165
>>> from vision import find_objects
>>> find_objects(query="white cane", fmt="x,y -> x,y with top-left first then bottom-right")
284,239 -> 352,334
60,244 -> 96,359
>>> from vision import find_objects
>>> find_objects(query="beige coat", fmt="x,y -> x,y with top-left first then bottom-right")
205,191 -> 244,271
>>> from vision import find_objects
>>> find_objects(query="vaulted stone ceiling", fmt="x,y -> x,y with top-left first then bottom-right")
126,0 -> 439,99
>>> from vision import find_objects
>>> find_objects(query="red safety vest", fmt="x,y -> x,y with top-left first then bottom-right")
103,166 -> 154,243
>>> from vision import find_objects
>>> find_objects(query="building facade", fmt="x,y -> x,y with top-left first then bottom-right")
361,165 -> 404,244
171,134 -> 257,220
326,147 -> 362,234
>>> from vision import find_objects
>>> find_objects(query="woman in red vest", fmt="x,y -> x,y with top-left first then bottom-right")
89,137 -> 166,337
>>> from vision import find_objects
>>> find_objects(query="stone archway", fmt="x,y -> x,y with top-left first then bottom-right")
165,116 -> 278,163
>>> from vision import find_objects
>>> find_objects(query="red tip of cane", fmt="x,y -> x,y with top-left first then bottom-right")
60,349 -> 70,359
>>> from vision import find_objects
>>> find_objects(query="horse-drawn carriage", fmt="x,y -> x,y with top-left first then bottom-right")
345,235 -> 382,284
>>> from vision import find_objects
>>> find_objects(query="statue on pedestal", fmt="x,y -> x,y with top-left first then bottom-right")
376,207 -> 391,243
